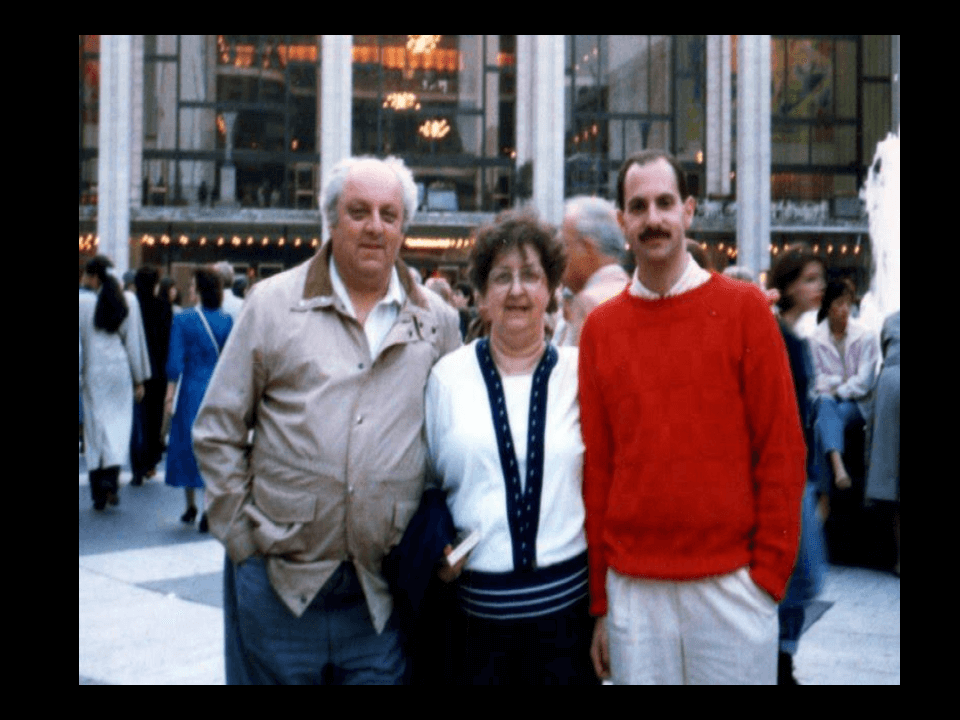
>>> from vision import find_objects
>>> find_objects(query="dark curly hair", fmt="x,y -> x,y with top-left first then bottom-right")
468,209 -> 566,313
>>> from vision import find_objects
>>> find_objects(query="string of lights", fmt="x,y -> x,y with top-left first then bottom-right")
79,233 -> 865,259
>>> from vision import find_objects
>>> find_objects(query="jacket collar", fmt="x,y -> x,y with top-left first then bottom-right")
301,240 -> 429,309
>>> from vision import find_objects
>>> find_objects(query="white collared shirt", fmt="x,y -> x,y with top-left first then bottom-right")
329,258 -> 405,357
630,252 -> 710,300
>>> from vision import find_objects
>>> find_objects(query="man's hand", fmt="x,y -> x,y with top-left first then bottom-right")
134,383 -> 145,403
590,615 -> 611,680
437,544 -> 467,583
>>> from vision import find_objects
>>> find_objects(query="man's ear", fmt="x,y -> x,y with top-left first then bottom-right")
682,196 -> 696,231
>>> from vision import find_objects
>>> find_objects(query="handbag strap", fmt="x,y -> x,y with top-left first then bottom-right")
194,307 -> 222,357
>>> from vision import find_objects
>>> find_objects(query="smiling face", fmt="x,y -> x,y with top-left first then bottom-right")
618,158 -> 695,283
330,160 -> 406,294
479,244 -> 551,344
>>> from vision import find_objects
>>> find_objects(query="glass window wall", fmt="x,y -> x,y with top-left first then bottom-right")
140,35 -> 322,209
352,35 -> 517,213
79,35 -> 99,205
564,35 -> 706,200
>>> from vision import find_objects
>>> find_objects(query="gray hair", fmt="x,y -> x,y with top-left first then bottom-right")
212,261 -> 234,286
723,265 -> 756,284
321,156 -> 418,236
564,196 -> 626,261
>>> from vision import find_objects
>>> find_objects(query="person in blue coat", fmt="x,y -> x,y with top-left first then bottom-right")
163,267 -> 233,531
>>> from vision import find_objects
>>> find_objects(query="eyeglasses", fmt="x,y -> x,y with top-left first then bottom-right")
489,267 -> 546,290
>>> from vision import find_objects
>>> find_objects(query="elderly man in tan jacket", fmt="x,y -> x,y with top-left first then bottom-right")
193,156 -> 460,684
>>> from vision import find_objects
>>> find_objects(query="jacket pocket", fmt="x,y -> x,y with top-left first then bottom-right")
248,480 -> 318,554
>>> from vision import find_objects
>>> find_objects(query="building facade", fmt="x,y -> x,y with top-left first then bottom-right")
80,35 -> 899,290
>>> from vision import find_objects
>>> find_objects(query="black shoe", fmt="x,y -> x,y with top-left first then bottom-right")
131,475 -> 143,487
777,652 -> 799,685
198,513 -> 209,533
106,491 -> 119,507
180,506 -> 198,524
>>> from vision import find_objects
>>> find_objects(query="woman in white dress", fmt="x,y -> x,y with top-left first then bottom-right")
79,256 -> 150,510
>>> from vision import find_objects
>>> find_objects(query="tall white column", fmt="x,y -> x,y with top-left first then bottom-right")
533,35 -> 565,225
320,35 -> 353,236
706,35 -> 732,197
97,35 -> 134,276
130,35 -> 144,211
736,35 -> 771,279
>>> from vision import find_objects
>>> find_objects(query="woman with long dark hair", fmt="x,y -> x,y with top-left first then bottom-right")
163,267 -> 233,531
768,244 -> 829,684
79,255 -> 151,510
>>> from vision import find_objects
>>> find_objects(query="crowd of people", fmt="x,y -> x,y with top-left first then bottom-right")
80,150 -> 899,685
79,258 -> 240,526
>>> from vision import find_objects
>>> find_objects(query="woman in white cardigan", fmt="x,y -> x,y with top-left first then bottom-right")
810,280 -> 881,493
426,211 -> 597,685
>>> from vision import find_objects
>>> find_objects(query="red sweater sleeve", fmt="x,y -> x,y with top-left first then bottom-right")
579,312 -> 615,616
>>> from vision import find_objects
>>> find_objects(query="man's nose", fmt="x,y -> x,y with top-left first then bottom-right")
365,211 -> 385,233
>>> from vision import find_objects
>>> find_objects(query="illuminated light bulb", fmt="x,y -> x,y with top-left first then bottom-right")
406,35 -> 441,55
419,118 -> 451,140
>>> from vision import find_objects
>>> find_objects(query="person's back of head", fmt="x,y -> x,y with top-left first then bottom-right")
195,267 -> 224,310
564,196 -> 626,263
86,255 -> 128,333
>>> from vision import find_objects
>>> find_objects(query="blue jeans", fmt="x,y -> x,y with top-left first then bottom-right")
812,396 -> 864,493
778,483 -> 827,655
223,556 -> 406,685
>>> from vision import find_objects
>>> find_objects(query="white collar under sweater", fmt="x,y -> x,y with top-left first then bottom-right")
630,252 -> 711,300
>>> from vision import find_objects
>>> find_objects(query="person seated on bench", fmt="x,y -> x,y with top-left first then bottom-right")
810,279 -> 881,493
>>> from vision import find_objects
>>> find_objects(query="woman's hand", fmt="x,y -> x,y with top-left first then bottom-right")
437,544 -> 468,583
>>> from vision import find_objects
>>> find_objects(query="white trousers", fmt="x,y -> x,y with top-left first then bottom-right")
606,567 -> 778,685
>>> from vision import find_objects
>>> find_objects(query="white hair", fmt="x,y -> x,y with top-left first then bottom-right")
321,156 -> 418,236
723,265 -> 756,284
212,261 -> 234,286
564,195 -> 626,261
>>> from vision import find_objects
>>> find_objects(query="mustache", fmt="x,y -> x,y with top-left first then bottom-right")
639,229 -> 671,241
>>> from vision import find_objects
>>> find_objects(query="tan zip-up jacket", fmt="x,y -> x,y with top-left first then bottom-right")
193,243 -> 460,632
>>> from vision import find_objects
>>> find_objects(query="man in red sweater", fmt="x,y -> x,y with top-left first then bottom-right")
579,150 -> 806,684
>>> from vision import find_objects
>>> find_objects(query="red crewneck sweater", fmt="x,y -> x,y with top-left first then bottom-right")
579,273 -> 806,615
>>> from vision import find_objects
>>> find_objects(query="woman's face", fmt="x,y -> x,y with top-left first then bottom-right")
479,244 -> 551,342
786,261 -> 825,314
828,293 -> 852,332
